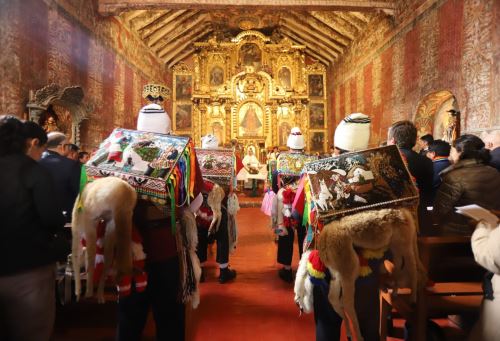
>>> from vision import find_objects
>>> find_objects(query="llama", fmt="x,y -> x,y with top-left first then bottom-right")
72,176 -> 137,303
317,208 -> 420,341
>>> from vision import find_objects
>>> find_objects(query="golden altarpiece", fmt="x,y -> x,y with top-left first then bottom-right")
172,30 -> 329,157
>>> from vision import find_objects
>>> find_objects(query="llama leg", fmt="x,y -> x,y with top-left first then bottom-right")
98,220 -> 116,303
327,275 -> 352,339
341,275 -> 364,341
84,218 -> 97,298
71,217 -> 83,301
113,208 -> 133,281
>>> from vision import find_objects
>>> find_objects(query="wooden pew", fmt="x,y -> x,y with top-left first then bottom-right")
380,235 -> 484,340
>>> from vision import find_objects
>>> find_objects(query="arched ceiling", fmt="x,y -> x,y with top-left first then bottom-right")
105,1 -> 395,69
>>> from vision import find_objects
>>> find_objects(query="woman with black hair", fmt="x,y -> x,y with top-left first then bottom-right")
433,134 -> 500,235
0,115 -> 65,341
23,120 -> 48,161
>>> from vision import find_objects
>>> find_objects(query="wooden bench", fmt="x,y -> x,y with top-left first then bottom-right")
380,235 -> 484,340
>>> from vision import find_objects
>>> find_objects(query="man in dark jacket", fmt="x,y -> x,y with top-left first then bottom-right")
39,132 -> 81,222
426,139 -> 451,202
388,121 -> 434,232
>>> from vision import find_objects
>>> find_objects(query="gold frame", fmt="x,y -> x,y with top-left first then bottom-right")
173,63 -> 194,134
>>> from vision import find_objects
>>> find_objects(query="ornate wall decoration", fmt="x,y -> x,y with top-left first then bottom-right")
463,0 -> 493,130
27,84 -> 91,145
181,30 -> 327,153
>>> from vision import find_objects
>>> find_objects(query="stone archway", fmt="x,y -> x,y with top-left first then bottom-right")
413,90 -> 460,142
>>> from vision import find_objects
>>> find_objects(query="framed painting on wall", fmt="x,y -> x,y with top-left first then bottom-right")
209,66 -> 224,86
175,104 -> 192,131
239,43 -> 262,67
238,102 -> 264,137
309,103 -> 325,129
278,121 -> 292,147
310,131 -> 326,152
175,75 -> 192,101
308,74 -> 324,97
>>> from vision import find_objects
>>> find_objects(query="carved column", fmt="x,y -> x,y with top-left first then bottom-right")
270,101 -> 279,147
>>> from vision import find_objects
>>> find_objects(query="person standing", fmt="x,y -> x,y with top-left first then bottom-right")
39,131 -> 81,222
0,116 -> 65,341
117,84 -> 204,341
196,134 -> 237,284
308,113 -> 387,341
388,121 -> 433,231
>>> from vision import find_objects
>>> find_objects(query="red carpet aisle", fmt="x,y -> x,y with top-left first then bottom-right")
186,207 -> 315,341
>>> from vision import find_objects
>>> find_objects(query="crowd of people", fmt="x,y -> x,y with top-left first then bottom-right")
1,99 -> 499,341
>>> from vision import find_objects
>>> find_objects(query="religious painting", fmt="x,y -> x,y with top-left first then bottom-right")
304,145 -> 419,220
239,102 -> 263,137
175,75 -> 192,101
240,43 -> 262,67
309,103 -> 325,129
308,74 -> 324,97
278,121 -> 291,147
210,66 -> 224,86
310,131 -> 325,152
211,121 -> 224,146
175,104 -> 192,130
278,66 -> 291,89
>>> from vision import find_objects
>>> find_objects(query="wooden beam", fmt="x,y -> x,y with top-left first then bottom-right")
145,10 -> 195,47
334,12 -> 366,32
279,20 -> 335,63
161,24 -> 213,63
281,31 -> 330,66
167,29 -> 212,68
280,16 -> 340,58
120,10 -> 147,23
309,11 -> 357,41
99,0 -> 395,16
279,28 -> 332,65
154,13 -> 209,54
285,12 -> 345,53
168,47 -> 196,69
132,10 -> 171,31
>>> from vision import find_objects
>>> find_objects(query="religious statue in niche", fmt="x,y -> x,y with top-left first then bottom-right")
175,75 -> 192,101
240,43 -> 261,67
38,105 -> 60,133
210,66 -> 224,86
279,121 -> 291,146
38,104 -> 73,141
175,104 -> 192,130
278,67 -> 291,89
310,132 -> 325,152
308,74 -> 324,97
309,103 -> 325,129
239,103 -> 263,136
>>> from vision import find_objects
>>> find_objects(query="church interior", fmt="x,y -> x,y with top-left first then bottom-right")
0,0 -> 499,340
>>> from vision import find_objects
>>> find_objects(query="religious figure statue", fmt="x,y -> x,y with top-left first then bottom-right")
443,109 -> 460,143
38,105 -> 60,133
